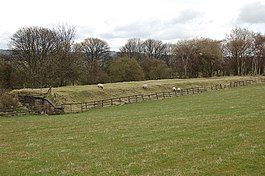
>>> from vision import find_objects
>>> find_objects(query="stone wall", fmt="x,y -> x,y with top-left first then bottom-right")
18,95 -> 64,115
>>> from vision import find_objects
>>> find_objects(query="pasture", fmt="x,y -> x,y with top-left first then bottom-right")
1,84 -> 265,175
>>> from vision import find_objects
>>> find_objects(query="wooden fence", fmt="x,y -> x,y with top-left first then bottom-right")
0,79 -> 261,116
62,79 -> 257,113
0,106 -> 29,116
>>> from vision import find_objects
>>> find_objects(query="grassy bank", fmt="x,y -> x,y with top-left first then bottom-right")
12,76 -> 262,104
1,84 -> 265,175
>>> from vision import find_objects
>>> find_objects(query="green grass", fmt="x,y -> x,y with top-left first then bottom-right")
12,76 -> 263,104
1,84 -> 265,175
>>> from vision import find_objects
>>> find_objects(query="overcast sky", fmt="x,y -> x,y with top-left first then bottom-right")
1,0 -> 265,50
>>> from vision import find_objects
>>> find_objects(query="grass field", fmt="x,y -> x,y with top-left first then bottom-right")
1,84 -> 265,175
12,76 -> 263,104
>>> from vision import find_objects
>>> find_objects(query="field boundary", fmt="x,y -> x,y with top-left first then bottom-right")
62,79 -> 259,113
0,106 -> 29,116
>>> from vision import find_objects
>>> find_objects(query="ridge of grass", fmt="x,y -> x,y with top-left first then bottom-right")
11,76 -> 262,104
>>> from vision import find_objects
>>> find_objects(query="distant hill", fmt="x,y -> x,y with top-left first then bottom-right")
0,49 -> 119,57
0,49 -> 12,56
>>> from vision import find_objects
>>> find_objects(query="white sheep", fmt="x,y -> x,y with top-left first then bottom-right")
177,87 -> 181,92
172,87 -> 177,92
97,83 -> 104,89
142,84 -> 148,89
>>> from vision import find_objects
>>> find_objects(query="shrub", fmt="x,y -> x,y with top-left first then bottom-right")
141,58 -> 173,80
0,93 -> 19,109
109,57 -> 144,82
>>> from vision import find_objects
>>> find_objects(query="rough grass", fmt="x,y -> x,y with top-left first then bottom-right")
1,84 -> 265,175
11,76 -> 262,104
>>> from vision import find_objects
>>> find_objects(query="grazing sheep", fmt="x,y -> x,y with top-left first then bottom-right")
97,83 -> 104,89
177,87 -> 181,92
142,84 -> 148,89
172,87 -> 177,92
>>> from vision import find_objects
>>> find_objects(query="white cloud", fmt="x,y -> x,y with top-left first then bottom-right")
237,2 -> 265,24
171,9 -> 204,24
0,0 -> 265,50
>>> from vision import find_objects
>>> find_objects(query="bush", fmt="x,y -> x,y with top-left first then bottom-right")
109,57 -> 144,82
0,93 -> 19,109
141,58 -> 173,80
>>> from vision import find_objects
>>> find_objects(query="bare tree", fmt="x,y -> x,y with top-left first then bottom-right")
162,43 -> 175,66
172,40 -> 197,78
77,38 -> 110,63
10,25 -> 77,87
142,39 -> 167,59
252,33 -> 265,75
73,38 -> 110,84
225,27 -> 255,76
52,25 -> 78,86
10,26 -> 57,87
196,38 -> 224,77
119,38 -> 143,59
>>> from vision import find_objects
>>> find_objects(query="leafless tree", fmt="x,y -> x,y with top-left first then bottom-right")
162,43 -> 175,66
10,26 -> 57,87
10,25 -> 78,87
73,38 -> 110,84
224,27 -> 255,76
77,38 -> 110,63
142,39 -> 167,59
252,33 -> 265,75
52,25 -> 78,86
196,38 -> 224,77
119,38 -> 143,59
172,40 -> 197,78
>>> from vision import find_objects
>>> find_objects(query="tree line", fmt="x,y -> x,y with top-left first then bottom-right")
0,25 -> 264,89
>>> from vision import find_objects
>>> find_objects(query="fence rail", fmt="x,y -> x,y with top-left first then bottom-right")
0,106 -> 29,116
62,79 -> 257,113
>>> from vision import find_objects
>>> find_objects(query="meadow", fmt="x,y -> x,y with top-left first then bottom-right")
1,83 -> 265,175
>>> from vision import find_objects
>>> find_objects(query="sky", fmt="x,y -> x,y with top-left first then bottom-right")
0,0 -> 265,51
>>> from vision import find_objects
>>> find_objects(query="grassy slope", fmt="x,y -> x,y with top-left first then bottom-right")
12,76 -> 262,104
1,84 -> 265,175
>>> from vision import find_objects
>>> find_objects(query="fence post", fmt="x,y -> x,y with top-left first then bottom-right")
156,93 -> 159,100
